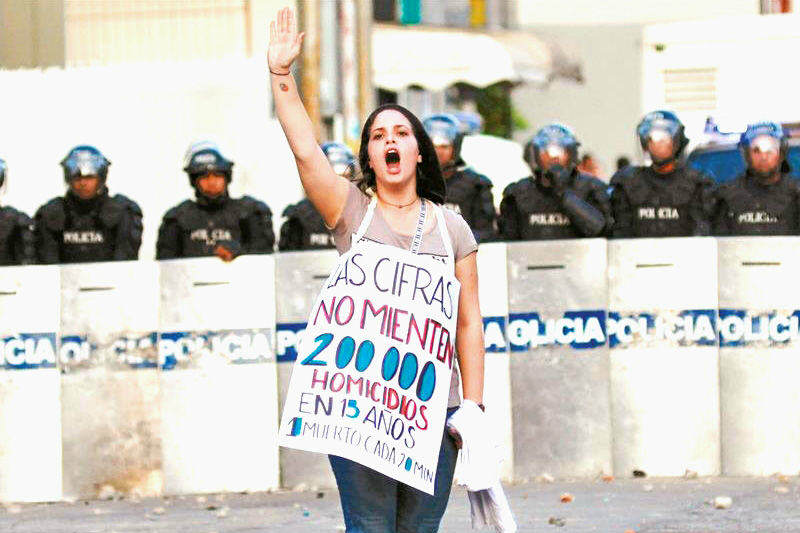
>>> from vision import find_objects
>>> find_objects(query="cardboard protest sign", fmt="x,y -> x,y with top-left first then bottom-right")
279,243 -> 460,494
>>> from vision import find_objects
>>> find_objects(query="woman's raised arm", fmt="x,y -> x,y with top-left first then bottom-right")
268,7 -> 350,228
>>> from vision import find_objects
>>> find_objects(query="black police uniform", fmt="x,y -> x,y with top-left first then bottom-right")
35,191 -> 143,264
712,168 -> 800,236
610,164 -> 713,238
442,164 -> 497,242
156,193 -> 274,259
499,169 -> 611,240
0,206 -> 35,265
278,198 -> 334,251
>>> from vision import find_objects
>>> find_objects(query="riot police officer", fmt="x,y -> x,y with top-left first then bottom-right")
278,142 -> 354,251
610,111 -> 713,238
156,142 -> 274,261
712,122 -> 800,236
0,158 -> 35,265
422,113 -> 497,242
35,146 -> 143,264
499,124 -> 610,240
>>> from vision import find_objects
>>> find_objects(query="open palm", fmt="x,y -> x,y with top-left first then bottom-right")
268,7 -> 304,73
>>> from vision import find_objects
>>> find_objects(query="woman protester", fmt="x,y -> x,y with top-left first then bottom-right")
268,8 -> 496,533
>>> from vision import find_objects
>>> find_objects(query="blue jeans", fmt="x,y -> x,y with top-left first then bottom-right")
328,409 -> 458,533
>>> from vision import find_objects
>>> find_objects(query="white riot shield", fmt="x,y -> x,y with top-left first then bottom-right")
608,238 -> 720,477
274,250 -> 339,489
0,266 -> 62,502
59,261 -> 161,499
718,236 -> 800,476
158,256 -> 279,495
476,242 -> 513,481
506,239 -> 611,479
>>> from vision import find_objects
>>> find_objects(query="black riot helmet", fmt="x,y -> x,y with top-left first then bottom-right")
422,113 -> 464,163
182,141 -> 234,185
636,110 -> 688,166
60,145 -> 111,183
739,121 -> 788,177
0,158 -> 6,189
524,123 -> 580,170
454,111 -> 484,136
321,141 -> 357,178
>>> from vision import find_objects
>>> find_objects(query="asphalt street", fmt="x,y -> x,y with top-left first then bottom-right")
2,477 -> 799,532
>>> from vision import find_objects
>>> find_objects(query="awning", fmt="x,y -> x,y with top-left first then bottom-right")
371,24 -> 582,91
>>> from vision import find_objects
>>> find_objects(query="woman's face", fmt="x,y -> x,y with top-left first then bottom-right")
367,110 -> 420,188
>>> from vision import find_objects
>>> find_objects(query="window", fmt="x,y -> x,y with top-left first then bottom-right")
663,67 -> 717,112
373,0 -> 396,22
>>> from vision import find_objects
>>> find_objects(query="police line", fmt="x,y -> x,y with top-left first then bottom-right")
273,309 -> 800,362
0,330 -> 275,369
1,238 -> 797,502
6,309 -> 793,370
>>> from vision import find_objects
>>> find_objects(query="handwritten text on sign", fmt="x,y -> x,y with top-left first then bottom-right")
279,246 -> 460,494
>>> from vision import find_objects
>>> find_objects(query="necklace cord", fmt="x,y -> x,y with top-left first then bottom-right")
376,192 -> 419,209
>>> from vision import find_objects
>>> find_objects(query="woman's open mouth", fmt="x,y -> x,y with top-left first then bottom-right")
385,148 -> 401,173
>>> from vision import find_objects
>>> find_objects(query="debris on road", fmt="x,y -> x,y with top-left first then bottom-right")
97,484 -> 119,501
713,496 -> 732,509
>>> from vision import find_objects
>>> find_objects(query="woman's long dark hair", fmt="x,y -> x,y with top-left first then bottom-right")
355,104 -> 446,204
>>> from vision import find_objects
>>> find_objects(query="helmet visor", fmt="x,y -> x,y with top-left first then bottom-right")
750,134 -> 781,155
640,115 -> 680,148
544,143 -> 567,159
647,127 -> 673,143
325,147 -> 355,177
183,140 -> 222,168
425,121 -> 457,147
65,150 -> 105,178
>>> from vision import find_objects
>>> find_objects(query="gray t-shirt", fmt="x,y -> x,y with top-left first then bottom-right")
333,182 -> 478,407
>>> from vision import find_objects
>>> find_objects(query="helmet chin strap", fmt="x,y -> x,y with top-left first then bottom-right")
441,159 -> 458,177
650,149 -> 679,172
750,166 -> 780,183
195,186 -> 229,206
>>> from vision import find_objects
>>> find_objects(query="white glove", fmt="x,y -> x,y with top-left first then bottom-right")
467,482 -> 518,533
446,399 -> 498,491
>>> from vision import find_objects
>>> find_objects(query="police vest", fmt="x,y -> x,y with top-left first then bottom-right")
37,193 -> 136,263
715,173 -> 800,236
613,165 -> 709,237
168,196 -> 274,257
0,206 -> 34,265
503,174 -> 604,240
280,199 -> 334,251
442,167 -> 495,234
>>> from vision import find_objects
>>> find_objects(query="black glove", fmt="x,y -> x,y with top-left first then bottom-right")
544,164 -> 572,197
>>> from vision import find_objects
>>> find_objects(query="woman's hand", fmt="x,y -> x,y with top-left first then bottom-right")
268,7 -> 304,74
